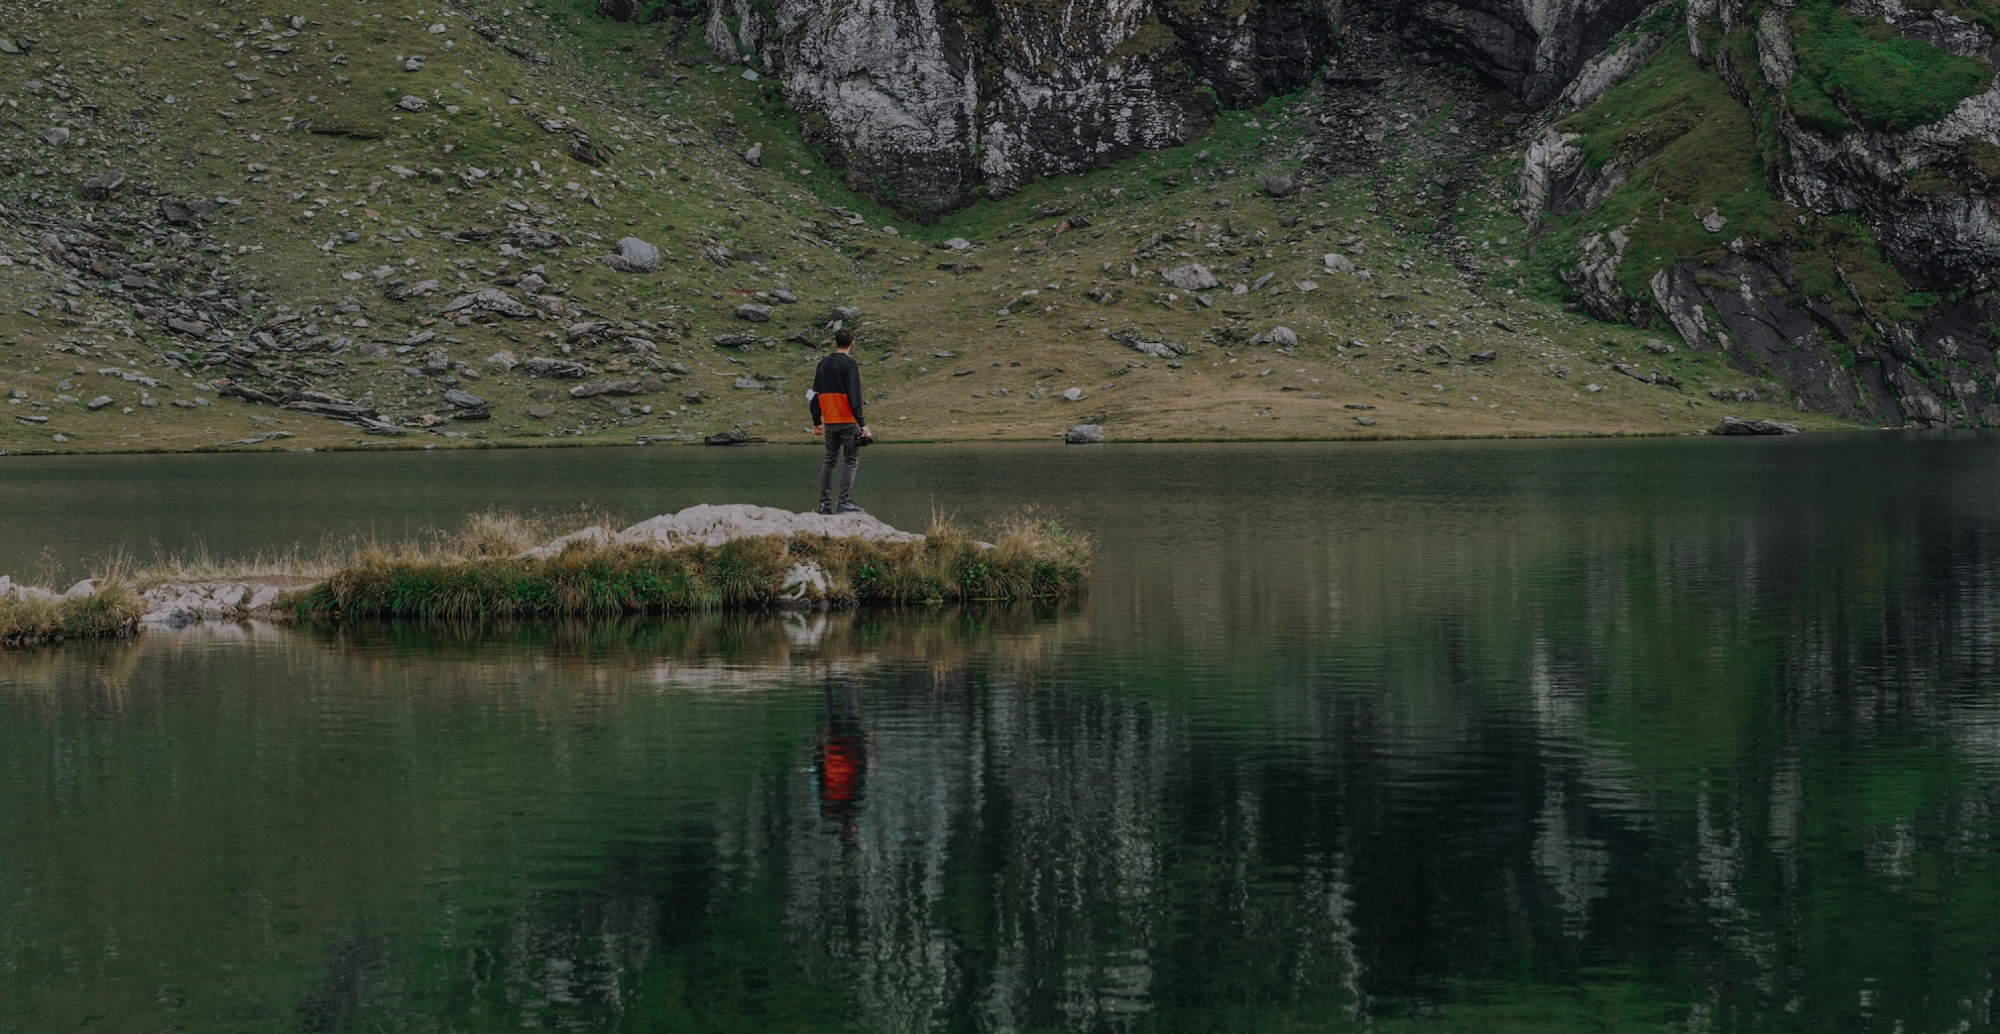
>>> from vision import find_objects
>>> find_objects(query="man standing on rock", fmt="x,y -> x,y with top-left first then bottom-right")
809,329 -> 873,515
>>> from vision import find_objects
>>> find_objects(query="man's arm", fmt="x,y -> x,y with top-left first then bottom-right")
844,358 -> 867,431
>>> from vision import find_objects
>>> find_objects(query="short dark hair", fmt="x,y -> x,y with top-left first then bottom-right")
834,329 -> 855,349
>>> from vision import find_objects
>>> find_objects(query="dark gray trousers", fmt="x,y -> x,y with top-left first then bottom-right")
820,424 -> 861,507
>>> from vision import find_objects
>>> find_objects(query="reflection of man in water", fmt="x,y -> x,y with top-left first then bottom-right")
813,682 -> 869,839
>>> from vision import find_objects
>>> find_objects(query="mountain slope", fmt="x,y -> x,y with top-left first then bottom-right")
0,0 -> 1909,455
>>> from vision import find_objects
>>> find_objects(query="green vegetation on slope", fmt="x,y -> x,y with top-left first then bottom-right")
1529,33 -> 1929,327
1533,45 -> 1786,300
1789,2 -> 1994,134
0,0 -> 1844,453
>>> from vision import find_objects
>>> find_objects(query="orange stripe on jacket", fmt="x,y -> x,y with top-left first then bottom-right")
819,393 -> 857,424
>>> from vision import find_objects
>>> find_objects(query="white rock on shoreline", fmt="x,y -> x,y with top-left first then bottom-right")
137,581 -> 290,629
8,506 -> 932,635
4,573 -> 292,631
514,504 -> 926,559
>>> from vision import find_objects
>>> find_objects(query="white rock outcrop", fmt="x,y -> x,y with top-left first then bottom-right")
515,504 -> 925,559
137,581 -> 291,628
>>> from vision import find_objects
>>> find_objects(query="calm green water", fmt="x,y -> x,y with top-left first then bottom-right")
6,437 -> 2000,1033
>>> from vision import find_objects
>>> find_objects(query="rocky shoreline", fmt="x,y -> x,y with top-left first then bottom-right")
1,506 -> 1091,647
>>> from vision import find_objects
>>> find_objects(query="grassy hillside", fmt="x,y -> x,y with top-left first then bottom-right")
0,0 -> 1829,456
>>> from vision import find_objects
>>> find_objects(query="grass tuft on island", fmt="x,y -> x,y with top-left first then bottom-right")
0,585 -> 143,649
290,511 -> 1093,621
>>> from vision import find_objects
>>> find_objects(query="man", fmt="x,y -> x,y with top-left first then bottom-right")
808,328 -> 873,514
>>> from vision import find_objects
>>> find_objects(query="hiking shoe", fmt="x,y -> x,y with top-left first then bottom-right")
835,502 -> 867,515
816,503 -> 834,515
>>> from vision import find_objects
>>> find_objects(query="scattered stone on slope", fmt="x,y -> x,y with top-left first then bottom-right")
524,357 -> 596,378
160,198 -> 218,225
569,379 -> 644,398
440,288 -> 536,318
387,279 -> 440,301
79,171 -> 125,200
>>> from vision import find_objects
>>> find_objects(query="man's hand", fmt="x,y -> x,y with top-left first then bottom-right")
811,424 -> 824,436
860,426 -> 873,439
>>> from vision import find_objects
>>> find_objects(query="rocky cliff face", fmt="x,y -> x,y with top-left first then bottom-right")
596,0 -> 1669,217
1520,0 -> 2000,426
762,0 -> 1338,219
1400,0 -> 1658,103
1743,0 -> 2000,285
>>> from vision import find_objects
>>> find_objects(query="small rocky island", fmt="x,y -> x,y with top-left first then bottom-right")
0,505 -> 1092,648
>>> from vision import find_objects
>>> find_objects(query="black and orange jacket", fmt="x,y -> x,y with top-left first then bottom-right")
809,351 -> 865,426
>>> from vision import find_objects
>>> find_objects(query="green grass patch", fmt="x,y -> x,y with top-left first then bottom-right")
289,513 -> 1092,621
0,584 -> 143,649
1530,20 -> 1934,327
1789,2 -> 1994,134
1531,45 -> 1788,301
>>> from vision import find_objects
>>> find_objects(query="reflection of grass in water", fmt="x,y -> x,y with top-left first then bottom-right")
290,510 -> 1091,620
297,601 -> 1092,678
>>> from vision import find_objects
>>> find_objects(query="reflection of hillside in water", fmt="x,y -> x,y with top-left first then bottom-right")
16,440 -> 2000,1032
630,491 -> 2000,1031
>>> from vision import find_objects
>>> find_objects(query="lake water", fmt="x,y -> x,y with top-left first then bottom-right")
6,436 -> 2000,1032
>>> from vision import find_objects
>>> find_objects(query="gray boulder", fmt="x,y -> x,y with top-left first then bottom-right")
523,357 -> 596,378
441,288 -> 537,318
736,304 -> 773,322
160,198 -> 219,225
79,171 -> 126,200
1064,424 -> 1105,444
1162,263 -> 1220,292
615,236 -> 660,271
569,379 -> 645,399
1714,416 -> 1801,436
